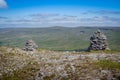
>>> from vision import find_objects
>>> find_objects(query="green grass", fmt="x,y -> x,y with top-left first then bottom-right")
95,60 -> 120,70
87,49 -> 119,54
0,27 -> 120,51
1,60 -> 39,80
1,68 -> 37,80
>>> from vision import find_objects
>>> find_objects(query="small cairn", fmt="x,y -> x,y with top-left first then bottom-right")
88,30 -> 110,51
23,40 -> 38,51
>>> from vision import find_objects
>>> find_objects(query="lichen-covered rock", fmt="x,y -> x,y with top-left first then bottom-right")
23,40 -> 38,51
88,30 -> 110,51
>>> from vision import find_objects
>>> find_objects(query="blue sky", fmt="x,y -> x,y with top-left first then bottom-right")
0,0 -> 120,27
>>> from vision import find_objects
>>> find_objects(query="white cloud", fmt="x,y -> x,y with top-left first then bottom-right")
0,0 -> 8,8
1,14 -> 120,27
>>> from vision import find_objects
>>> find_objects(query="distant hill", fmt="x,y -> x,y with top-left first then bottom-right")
0,27 -> 120,51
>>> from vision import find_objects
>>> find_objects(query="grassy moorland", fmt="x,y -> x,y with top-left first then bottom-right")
0,27 -> 120,51
0,47 -> 120,80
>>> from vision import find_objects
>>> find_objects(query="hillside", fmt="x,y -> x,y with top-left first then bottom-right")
0,47 -> 120,80
0,27 -> 120,51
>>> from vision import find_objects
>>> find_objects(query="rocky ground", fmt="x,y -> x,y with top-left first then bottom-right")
0,47 -> 120,80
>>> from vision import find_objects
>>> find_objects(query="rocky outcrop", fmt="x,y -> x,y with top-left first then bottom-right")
23,40 -> 38,51
88,30 -> 110,51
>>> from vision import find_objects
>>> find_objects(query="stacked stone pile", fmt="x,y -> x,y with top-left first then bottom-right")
88,30 -> 110,51
23,40 -> 38,51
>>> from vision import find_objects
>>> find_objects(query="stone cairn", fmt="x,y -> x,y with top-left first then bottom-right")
23,40 -> 38,51
88,30 -> 110,51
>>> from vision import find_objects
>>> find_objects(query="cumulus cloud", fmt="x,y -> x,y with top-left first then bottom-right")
30,13 -> 59,18
96,10 -> 120,14
29,13 -> 79,23
83,10 -> 120,15
0,0 -> 8,8
80,16 -> 120,23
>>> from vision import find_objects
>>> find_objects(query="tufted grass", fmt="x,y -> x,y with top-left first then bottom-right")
95,60 -> 120,70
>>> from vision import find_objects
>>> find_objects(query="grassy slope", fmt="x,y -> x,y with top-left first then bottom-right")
0,27 -> 120,51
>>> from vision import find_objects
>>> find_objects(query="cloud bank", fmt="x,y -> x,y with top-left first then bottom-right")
0,10 -> 120,27
0,0 -> 8,8
0,12 -> 120,27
